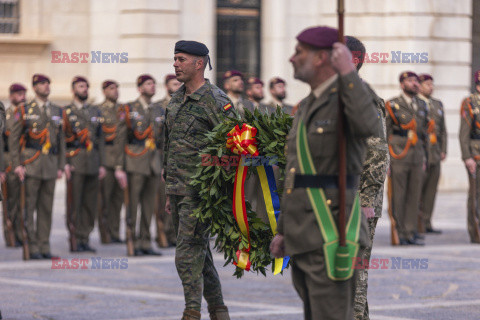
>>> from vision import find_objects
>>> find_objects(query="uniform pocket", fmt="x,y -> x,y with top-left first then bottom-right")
307,119 -> 337,158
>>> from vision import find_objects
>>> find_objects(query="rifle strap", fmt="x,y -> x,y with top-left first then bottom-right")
296,119 -> 361,281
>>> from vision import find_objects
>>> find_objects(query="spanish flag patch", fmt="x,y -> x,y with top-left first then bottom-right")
223,103 -> 233,111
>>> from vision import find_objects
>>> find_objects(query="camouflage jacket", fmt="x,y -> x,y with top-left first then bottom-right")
164,79 -> 233,196
359,83 -> 389,217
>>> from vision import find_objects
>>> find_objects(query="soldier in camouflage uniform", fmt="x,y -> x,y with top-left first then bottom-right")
346,36 -> 389,320
97,80 -> 126,243
154,74 -> 181,247
164,40 -> 231,320
223,70 -> 254,116
117,74 -> 163,256
10,74 -> 66,259
245,77 -> 274,115
63,76 -> 106,253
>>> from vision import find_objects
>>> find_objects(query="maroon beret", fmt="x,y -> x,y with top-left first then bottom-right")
269,77 -> 286,87
32,73 -> 50,86
9,83 -> 27,94
296,26 -> 338,49
102,80 -> 119,89
399,71 -> 419,83
72,75 -> 89,87
475,70 -> 480,85
137,74 -> 155,87
164,74 -> 177,84
247,77 -> 263,86
223,70 -> 243,80
418,74 -> 433,83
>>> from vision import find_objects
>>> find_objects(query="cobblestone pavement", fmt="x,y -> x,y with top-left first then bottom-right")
1,182 -> 479,319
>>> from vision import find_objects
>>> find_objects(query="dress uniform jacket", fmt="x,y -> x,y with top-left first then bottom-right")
386,95 -> 428,165
277,72 -> 380,256
118,97 -> 164,176
63,101 -> 105,174
10,100 -> 65,178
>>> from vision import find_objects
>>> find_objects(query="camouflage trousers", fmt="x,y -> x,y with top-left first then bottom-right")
354,217 -> 379,320
169,194 -> 225,312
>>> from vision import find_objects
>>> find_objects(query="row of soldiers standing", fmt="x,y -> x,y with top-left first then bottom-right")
1,73 -> 181,258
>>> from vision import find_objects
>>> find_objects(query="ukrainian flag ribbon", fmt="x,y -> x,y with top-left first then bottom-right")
227,124 -> 289,273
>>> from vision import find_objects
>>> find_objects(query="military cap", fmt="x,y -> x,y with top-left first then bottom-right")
223,70 -> 243,80
102,80 -> 118,89
174,40 -> 209,56
32,73 -> 50,86
418,74 -> 433,83
269,77 -> 286,88
9,83 -> 27,94
296,26 -> 338,49
164,74 -> 177,85
475,70 -> 480,85
137,74 -> 155,87
247,77 -> 264,86
72,75 -> 89,87
399,71 -> 419,83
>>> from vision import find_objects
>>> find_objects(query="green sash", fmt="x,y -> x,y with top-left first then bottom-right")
296,120 -> 361,281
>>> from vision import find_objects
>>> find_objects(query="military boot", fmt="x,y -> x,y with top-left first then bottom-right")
208,305 -> 230,320
182,309 -> 201,320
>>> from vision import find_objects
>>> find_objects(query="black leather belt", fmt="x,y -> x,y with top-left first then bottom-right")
393,129 -> 408,137
105,141 -> 114,146
471,133 -> 480,140
128,139 -> 145,146
25,142 -> 58,155
294,174 -> 358,190
66,141 -> 97,150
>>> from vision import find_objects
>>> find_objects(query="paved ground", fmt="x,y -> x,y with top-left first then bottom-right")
1,182 -> 480,320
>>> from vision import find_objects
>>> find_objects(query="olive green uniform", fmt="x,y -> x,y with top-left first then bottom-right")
459,94 -> 480,243
354,83 -> 389,320
385,94 -> 428,242
269,100 -> 293,115
164,80 -> 231,312
419,95 -> 447,230
98,100 -> 124,242
277,72 -> 380,320
63,101 -> 105,248
9,99 -> 65,255
1,104 -> 19,245
117,97 -> 163,251
154,97 -> 176,246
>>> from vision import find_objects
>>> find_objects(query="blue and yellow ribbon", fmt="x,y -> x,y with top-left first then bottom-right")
227,123 -> 289,273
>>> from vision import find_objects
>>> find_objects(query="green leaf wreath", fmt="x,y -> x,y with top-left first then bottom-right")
190,107 -> 293,278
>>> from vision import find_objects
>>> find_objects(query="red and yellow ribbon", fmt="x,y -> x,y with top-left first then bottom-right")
227,124 -> 260,271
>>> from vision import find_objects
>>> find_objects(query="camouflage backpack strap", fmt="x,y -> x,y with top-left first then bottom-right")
296,119 -> 361,281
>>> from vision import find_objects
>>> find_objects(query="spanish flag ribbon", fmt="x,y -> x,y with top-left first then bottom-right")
227,123 -> 289,273
226,124 -> 259,157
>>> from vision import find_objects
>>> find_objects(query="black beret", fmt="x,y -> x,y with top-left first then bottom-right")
174,40 -> 209,56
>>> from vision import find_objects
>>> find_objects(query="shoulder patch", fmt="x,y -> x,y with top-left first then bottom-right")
223,103 -> 233,112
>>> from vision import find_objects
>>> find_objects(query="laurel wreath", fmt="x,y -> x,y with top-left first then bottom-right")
190,107 -> 293,278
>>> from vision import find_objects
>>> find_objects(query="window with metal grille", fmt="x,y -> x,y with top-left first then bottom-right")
0,0 -> 20,34
216,0 -> 261,84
